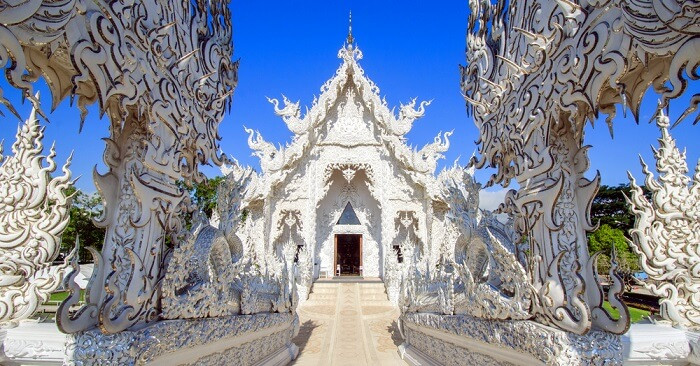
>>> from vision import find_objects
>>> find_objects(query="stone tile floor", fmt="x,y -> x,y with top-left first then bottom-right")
290,278 -> 407,366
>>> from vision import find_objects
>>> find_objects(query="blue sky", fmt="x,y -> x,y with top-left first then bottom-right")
1,1 -> 698,199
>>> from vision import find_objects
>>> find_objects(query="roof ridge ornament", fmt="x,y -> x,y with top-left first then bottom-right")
339,12 -> 362,62
347,11 -> 354,45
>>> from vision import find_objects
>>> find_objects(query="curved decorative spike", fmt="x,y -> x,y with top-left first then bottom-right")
627,106 -> 700,329
0,105 -> 73,328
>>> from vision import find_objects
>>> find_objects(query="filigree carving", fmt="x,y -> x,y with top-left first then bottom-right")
401,313 -> 623,365
160,163 -> 292,320
627,110 -> 700,330
160,212 -> 242,319
64,312 -> 297,365
1,0 -> 238,334
459,0 -> 698,334
244,41 -> 450,199
452,228 -> 531,320
323,163 -> 375,186
0,105 -> 73,328
240,40 -> 458,301
398,163 -> 533,321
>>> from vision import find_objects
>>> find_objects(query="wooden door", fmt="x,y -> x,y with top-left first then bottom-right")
334,234 -> 338,276
359,235 -> 363,271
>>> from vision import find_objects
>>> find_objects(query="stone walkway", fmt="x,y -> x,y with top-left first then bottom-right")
291,278 -> 407,366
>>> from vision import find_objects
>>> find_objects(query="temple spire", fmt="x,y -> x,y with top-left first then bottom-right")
346,11 -> 354,45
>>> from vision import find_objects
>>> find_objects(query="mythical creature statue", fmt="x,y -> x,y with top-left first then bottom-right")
160,210 -> 243,319
0,0 -> 238,333
461,0 -> 698,335
272,210 -> 312,302
399,164 -> 533,320
399,259 -> 454,316
442,166 -> 531,320
245,127 -> 287,173
383,211 -> 425,302
294,243 -> 313,303
627,109 -> 700,330
393,98 -> 432,136
268,96 -> 307,135
159,163 -> 292,319
0,104 -> 73,328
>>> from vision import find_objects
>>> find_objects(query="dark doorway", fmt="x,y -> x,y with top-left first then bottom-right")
334,234 -> 362,276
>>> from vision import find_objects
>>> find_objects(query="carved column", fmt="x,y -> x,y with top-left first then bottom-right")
507,120 -> 625,334
0,0 -> 237,336
462,0 -> 698,335
58,114 -> 184,333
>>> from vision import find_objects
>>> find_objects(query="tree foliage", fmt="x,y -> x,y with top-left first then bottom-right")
179,175 -> 225,217
60,187 -> 105,263
590,184 -> 636,233
587,184 -> 647,289
588,225 -> 641,291
588,224 -> 639,270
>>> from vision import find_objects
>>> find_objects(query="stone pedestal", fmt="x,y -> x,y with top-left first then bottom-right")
0,329 -> 7,364
2,321 -> 67,365
622,323 -> 692,365
65,313 -> 299,365
685,330 -> 700,365
399,313 -> 622,365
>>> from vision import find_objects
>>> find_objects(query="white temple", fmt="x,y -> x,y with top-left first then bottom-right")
2,2 -> 698,364
237,34 -> 454,290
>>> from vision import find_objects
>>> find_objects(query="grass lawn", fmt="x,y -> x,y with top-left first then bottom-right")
603,301 -> 650,323
49,290 -> 84,303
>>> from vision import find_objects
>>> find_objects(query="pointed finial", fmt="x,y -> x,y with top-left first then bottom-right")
347,11 -> 354,45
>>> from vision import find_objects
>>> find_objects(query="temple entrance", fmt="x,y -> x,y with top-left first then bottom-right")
334,234 -> 362,276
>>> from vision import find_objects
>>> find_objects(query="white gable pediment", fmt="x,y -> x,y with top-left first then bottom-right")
318,86 -> 380,147
244,42 -> 453,202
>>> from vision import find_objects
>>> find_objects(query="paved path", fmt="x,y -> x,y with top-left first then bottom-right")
291,278 -> 406,366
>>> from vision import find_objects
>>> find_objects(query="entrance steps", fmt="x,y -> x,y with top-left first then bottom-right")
291,277 -> 406,366
306,277 -> 391,305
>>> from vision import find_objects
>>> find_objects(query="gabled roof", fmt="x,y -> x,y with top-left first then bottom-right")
244,42 -> 452,199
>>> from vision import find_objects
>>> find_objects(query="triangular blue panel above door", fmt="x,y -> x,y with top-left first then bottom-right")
337,202 -> 361,225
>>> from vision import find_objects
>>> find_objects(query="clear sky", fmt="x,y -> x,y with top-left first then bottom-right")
1,1 -> 698,203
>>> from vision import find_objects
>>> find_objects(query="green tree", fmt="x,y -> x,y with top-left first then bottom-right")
588,224 -> 640,290
179,176 -> 225,217
588,224 -> 633,259
590,184 -> 635,233
60,187 -> 106,263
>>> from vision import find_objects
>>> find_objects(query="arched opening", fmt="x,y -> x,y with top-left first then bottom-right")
315,168 -> 381,278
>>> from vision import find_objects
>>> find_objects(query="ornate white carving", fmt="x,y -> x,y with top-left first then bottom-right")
157,163 -> 293,320
459,0 -> 698,334
398,163 -> 533,320
452,228 -> 530,320
627,110 -> 700,330
0,105 -> 73,328
64,312 -> 298,365
400,313 -> 623,365
245,42 -> 450,193
3,322 -> 67,364
239,40 -> 455,297
0,0 -> 237,334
